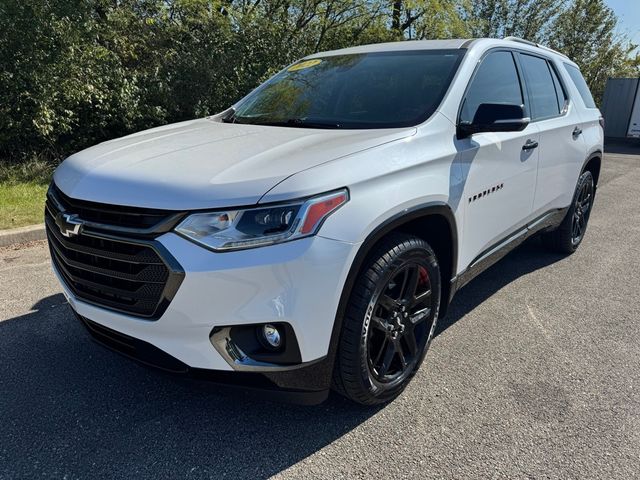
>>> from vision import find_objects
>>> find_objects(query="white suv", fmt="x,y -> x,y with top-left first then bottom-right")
47,38 -> 603,405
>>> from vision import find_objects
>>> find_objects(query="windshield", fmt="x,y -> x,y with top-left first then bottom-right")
228,49 -> 465,129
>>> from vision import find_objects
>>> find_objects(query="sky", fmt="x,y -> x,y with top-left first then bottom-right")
606,0 -> 640,45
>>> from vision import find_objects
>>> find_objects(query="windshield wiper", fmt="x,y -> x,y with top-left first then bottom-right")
259,118 -> 344,129
223,113 -> 343,129
221,108 -> 237,123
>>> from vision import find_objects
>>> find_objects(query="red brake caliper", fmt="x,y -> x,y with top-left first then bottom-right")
418,266 -> 429,287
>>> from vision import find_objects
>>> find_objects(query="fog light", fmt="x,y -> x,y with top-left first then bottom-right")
261,324 -> 282,349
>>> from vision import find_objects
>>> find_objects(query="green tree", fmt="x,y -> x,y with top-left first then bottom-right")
0,0 -> 170,159
464,0 -> 563,41
547,0 -> 640,105
386,0 -> 472,39
1,0 -> 639,165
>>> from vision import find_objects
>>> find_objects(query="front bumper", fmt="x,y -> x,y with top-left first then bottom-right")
54,232 -> 358,394
73,311 -> 332,404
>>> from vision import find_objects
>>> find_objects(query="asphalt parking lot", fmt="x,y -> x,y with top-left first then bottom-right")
1,146 -> 639,479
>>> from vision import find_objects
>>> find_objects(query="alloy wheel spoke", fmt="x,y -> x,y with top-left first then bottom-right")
372,337 -> 389,366
409,306 -> 431,325
403,329 -> 418,356
378,342 -> 396,377
411,289 -> 431,308
395,340 -> 408,368
400,266 -> 420,301
378,294 -> 399,312
371,316 -> 389,332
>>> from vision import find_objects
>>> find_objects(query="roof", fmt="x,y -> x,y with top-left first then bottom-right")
307,39 -> 472,58
306,38 -> 572,63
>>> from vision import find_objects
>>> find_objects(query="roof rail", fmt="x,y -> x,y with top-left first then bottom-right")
504,36 -> 537,47
503,36 -> 569,59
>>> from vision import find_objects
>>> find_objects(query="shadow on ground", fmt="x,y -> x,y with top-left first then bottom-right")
0,238 -> 564,479
604,139 -> 640,155
436,237 -> 565,337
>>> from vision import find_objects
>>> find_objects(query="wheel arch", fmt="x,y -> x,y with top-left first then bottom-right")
326,202 -> 458,371
582,150 -> 602,187
345,202 -> 457,316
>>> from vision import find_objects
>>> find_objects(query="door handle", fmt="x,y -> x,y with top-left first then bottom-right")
572,127 -> 583,138
522,139 -> 538,151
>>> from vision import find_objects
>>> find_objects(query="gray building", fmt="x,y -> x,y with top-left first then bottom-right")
601,77 -> 640,139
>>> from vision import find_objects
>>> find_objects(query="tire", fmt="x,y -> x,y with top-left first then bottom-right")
543,170 -> 595,254
332,233 -> 441,405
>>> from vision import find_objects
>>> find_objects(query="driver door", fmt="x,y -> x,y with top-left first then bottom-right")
455,50 -> 540,269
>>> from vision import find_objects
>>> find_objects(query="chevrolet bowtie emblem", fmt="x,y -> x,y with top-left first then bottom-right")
55,213 -> 83,238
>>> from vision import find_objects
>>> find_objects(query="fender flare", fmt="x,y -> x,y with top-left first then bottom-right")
324,201 -> 458,372
581,150 -> 603,187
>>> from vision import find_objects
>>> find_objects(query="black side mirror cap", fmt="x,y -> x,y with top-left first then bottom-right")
457,103 -> 530,139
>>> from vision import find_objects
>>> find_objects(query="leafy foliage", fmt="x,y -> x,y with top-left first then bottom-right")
547,0 -> 640,104
1,0 -> 638,165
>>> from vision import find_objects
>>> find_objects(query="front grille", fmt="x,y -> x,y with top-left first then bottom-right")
45,185 -> 185,319
50,184 -> 181,232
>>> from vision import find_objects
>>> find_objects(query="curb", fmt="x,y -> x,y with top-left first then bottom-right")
0,224 -> 46,248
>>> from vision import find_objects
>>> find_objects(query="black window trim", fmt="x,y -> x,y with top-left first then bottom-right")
456,46 -> 576,131
456,47 -> 528,131
549,60 -> 570,115
515,51 -> 570,123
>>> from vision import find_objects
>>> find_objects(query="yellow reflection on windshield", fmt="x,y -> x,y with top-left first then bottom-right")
288,59 -> 323,72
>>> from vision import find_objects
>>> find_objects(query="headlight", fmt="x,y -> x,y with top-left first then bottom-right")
175,189 -> 348,251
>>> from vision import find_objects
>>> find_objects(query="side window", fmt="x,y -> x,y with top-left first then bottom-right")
564,64 -> 597,108
519,54 -> 561,120
549,63 -> 568,114
460,51 -> 523,124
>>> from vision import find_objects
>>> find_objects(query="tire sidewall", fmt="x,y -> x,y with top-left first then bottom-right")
355,240 -> 441,402
568,170 -> 595,251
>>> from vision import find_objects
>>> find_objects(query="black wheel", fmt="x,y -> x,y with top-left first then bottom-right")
332,233 -> 441,405
543,170 -> 595,254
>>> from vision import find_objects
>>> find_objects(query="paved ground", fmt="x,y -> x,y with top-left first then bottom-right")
1,148 -> 639,479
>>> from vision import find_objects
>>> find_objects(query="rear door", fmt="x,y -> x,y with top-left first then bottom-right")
455,50 -> 540,269
517,53 -> 586,213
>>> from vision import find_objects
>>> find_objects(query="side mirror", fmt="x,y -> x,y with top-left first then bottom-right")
457,103 -> 530,139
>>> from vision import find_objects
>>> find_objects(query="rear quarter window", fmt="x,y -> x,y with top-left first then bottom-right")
564,64 -> 597,109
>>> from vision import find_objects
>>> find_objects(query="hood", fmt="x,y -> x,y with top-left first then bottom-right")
54,118 -> 415,210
